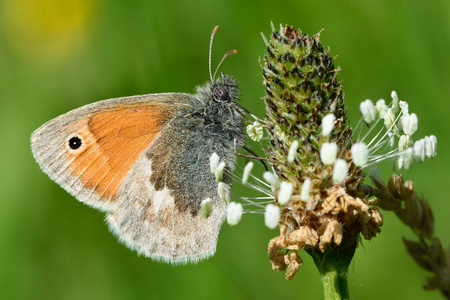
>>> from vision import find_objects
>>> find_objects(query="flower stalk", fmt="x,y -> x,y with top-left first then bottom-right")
308,247 -> 354,300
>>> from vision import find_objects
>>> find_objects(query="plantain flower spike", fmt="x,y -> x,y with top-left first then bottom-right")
262,24 -> 383,280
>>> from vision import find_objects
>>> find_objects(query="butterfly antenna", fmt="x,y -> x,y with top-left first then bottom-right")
209,26 -> 220,82
212,49 -> 238,81
209,26 -> 238,81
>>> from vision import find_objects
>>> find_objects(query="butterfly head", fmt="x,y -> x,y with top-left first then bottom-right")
211,73 -> 240,104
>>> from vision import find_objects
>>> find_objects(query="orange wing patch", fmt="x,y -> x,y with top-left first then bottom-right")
68,104 -> 173,201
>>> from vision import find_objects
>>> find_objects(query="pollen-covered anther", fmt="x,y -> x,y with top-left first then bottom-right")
278,181 -> 293,205
242,162 -> 253,185
287,140 -> 299,163
391,90 -> 399,113
320,142 -> 338,165
351,142 -> 368,167
226,202 -> 243,226
333,159 -> 348,183
321,113 -> 335,136
413,135 -> 437,163
265,204 -> 281,229
395,147 -> 414,170
413,139 -> 426,162
376,99 -> 388,118
383,108 -> 396,130
399,100 -> 409,115
263,171 -> 280,187
398,135 -> 411,151
400,113 -> 418,136
425,135 -> 437,158
300,178 -> 312,202
360,99 -> 377,123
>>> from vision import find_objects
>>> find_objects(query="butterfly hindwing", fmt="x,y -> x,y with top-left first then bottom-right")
107,110 -> 236,263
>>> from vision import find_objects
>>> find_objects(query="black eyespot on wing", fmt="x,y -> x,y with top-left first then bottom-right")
68,136 -> 82,150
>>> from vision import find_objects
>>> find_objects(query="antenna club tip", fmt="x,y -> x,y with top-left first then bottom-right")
213,26 -> 220,34
224,49 -> 238,56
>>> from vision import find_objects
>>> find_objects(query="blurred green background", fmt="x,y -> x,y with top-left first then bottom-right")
1,0 -> 449,299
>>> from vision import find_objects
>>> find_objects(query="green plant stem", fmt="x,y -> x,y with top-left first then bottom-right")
307,247 -> 355,300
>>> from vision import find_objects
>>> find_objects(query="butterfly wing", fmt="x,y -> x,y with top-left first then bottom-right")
31,93 -> 232,263
106,141 -> 230,264
107,102 -> 236,264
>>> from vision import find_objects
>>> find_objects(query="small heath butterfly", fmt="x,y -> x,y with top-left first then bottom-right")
31,26 -> 246,264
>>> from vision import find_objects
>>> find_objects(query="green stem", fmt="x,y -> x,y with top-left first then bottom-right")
307,246 -> 355,300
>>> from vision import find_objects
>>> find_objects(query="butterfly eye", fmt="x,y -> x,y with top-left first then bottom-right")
215,87 -> 228,101
68,136 -> 82,150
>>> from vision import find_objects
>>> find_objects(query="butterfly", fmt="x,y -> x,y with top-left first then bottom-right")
31,26 -> 246,264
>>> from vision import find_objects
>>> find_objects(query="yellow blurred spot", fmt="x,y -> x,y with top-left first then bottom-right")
1,0 -> 98,61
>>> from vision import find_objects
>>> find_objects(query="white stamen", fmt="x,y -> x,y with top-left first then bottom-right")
226,202 -> 243,226
322,114 -> 335,136
402,148 -> 414,170
400,113 -> 418,136
383,108 -> 396,131
426,135 -> 437,158
333,159 -> 348,183
391,90 -> 399,113
399,100 -> 409,115
263,171 -> 280,187
360,99 -> 377,123
376,99 -> 388,118
287,140 -> 299,163
217,182 -> 226,203
395,147 -> 414,170
278,181 -> 293,205
242,162 -> 254,185
351,142 -> 368,167
354,90 -> 435,172
394,156 -> 402,171
210,152 -> 220,174
320,142 -> 338,165
200,198 -> 213,218
398,135 -> 411,151
215,161 -> 225,182
264,204 -> 280,229
413,139 -> 425,162
300,178 -> 311,202
246,121 -> 264,141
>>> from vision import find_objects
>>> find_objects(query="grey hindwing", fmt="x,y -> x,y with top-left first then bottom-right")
107,98 -> 244,264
